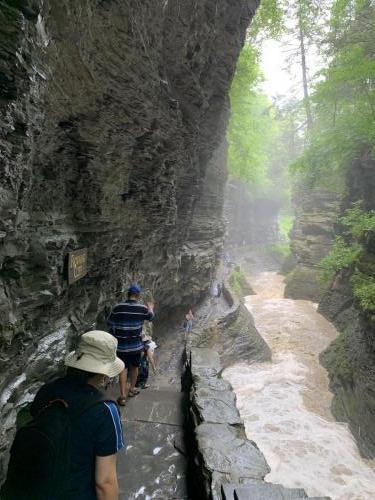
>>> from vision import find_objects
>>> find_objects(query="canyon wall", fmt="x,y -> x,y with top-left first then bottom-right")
319,152 -> 375,457
284,184 -> 341,301
286,152 -> 375,457
0,0 -> 259,476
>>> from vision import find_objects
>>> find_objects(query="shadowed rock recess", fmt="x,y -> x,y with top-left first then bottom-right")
0,0 -> 260,478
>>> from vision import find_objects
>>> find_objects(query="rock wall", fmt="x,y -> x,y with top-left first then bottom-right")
0,0 -> 259,476
187,282 -> 272,367
319,152 -> 375,457
285,184 -> 341,301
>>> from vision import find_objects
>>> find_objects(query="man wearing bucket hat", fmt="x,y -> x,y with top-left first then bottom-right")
2,331 -> 125,499
107,284 -> 155,405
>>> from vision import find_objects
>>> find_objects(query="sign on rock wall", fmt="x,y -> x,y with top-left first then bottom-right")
67,249 -> 88,284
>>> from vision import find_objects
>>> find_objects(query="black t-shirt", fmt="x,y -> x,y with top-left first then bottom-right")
31,376 -> 125,500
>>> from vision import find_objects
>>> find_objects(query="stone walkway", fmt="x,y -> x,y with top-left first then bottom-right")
114,326 -> 188,499
112,298 -> 228,499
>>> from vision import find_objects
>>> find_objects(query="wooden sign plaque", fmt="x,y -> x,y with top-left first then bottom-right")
68,248 -> 88,284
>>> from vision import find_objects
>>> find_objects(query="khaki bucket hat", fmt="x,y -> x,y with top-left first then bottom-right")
65,330 -> 124,378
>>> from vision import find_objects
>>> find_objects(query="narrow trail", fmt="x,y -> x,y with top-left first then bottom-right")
223,264 -> 375,500
114,324 -> 187,500
113,296 -> 227,499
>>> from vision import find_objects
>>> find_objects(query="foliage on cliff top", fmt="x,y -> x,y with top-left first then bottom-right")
351,273 -> 375,312
292,0 -> 375,189
340,202 -> 375,239
320,237 -> 363,283
320,202 -> 375,311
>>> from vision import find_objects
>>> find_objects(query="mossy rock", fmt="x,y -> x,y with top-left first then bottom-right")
228,267 -> 254,298
284,265 -> 328,302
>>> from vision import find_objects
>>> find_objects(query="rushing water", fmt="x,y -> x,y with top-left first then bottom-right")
223,271 -> 375,500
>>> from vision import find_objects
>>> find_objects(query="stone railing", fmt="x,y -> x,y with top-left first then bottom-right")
186,345 -> 270,499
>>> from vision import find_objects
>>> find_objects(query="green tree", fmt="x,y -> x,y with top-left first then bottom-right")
292,0 -> 375,187
227,43 -> 279,190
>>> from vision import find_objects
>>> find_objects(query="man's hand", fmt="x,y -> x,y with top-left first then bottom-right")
147,302 -> 155,311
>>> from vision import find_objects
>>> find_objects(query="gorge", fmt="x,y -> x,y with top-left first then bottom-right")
0,0 -> 258,481
1,0 -> 375,499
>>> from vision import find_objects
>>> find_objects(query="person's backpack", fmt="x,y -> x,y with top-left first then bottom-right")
137,355 -> 149,388
1,391 -> 110,500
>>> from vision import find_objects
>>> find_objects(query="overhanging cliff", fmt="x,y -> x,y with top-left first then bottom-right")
0,0 -> 259,476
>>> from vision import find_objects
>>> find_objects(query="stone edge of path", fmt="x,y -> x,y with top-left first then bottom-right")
185,284 -> 331,500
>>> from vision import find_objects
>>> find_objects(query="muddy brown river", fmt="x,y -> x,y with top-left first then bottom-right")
223,271 -> 375,499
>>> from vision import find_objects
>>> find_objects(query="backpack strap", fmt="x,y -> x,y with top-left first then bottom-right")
69,392 -> 117,419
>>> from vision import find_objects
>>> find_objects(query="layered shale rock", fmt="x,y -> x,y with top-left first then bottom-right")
187,282 -> 271,367
319,152 -> 375,457
0,0 -> 259,477
285,184 -> 341,301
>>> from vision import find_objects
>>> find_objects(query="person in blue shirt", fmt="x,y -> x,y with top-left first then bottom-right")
107,284 -> 155,405
30,331 -> 125,500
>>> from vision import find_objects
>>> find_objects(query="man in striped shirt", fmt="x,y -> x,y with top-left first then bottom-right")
107,284 -> 155,405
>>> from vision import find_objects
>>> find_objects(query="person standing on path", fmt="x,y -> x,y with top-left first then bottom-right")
184,309 -> 194,337
107,284 -> 155,405
1,331 -> 125,500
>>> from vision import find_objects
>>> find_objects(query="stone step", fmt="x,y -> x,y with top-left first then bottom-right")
222,482 -> 331,500
123,389 -> 184,426
222,481 -> 310,500
118,420 -> 187,499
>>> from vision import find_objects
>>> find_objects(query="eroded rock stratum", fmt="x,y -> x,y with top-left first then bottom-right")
0,0 -> 259,475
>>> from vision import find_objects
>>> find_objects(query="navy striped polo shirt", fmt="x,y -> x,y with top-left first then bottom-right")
107,299 -> 154,353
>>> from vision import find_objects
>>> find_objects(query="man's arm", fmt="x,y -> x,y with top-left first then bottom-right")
146,302 -> 155,320
95,454 -> 119,500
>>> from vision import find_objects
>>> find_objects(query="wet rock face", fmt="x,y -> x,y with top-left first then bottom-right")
285,185 -> 341,301
0,0 -> 259,476
319,153 -> 375,458
188,285 -> 272,368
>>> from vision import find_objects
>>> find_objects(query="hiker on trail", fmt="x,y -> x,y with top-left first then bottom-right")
142,334 -> 158,373
107,284 -> 155,405
136,336 -> 157,389
184,309 -> 194,334
211,283 -> 219,300
1,331 -> 125,500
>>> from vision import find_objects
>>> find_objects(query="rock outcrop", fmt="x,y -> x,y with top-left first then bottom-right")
319,151 -> 375,458
285,184 -> 341,301
188,282 -> 272,367
0,0 -> 259,477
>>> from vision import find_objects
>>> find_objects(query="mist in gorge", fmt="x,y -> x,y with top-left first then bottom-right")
1,0 -> 375,498
224,1 -> 375,498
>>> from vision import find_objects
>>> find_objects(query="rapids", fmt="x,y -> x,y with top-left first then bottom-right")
223,271 -> 375,500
